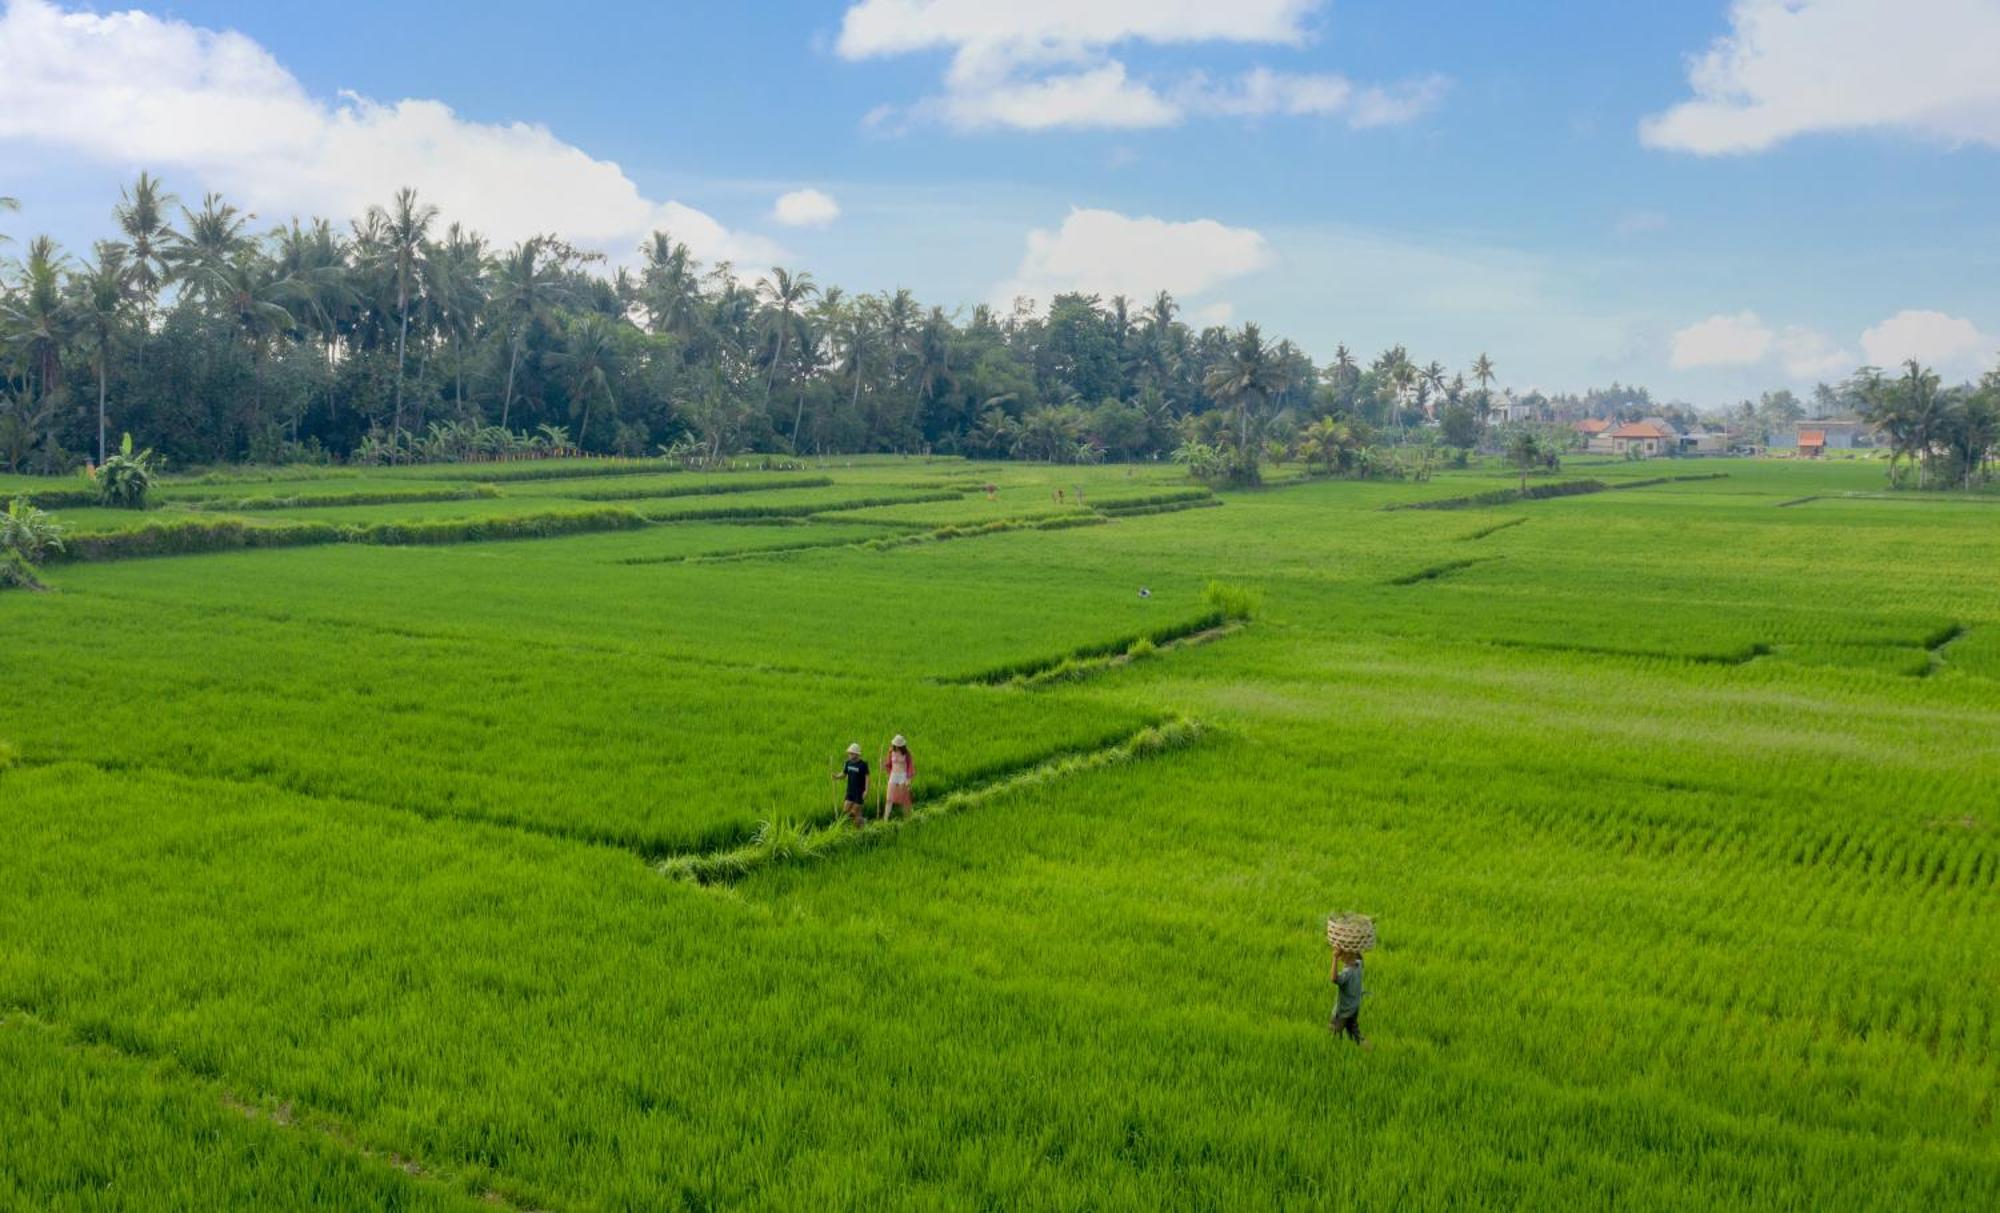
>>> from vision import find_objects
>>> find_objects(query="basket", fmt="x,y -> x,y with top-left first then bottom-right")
1325,913 -> 1376,954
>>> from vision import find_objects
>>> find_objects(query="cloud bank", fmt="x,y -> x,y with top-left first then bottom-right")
1671,307 -> 1996,381
0,0 -> 778,263
837,0 -> 1446,132
1642,0 -> 2000,153
992,207 -> 1272,314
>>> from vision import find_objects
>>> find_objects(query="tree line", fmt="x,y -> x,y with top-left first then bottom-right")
1,177 -> 1516,480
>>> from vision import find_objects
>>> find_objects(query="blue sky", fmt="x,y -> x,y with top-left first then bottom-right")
5,0 -> 1999,406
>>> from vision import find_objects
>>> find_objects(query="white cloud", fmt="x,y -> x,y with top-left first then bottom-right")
993,207 -> 1272,310
1180,68 -> 1449,126
1773,325 -> 1855,378
773,188 -> 841,228
1642,0 -> 2000,154
0,0 -> 779,264
836,1 -> 1318,58
1671,312 -> 1776,369
1671,311 -> 1858,378
1861,309 -> 1996,374
836,0 -> 1443,133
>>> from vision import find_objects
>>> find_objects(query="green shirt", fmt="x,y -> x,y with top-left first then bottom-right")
1334,960 -> 1365,1016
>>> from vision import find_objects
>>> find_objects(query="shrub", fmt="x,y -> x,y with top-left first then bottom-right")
1,496 -> 65,589
1204,581 -> 1262,621
1125,637 -> 1157,661
94,433 -> 159,509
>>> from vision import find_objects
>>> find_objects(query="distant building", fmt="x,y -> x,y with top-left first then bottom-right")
1796,419 -> 1874,450
1678,429 -> 1729,457
1797,429 -> 1826,459
1608,420 -> 1676,457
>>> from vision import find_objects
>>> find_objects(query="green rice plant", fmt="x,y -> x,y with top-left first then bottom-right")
182,486 -> 500,511
5,457 -> 2000,1211
1203,580 -> 1262,621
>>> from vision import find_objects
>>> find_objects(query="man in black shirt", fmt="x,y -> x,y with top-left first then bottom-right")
837,742 -> 870,827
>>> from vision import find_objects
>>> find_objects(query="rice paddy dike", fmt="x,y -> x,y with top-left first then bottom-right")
3,455 -> 1997,1211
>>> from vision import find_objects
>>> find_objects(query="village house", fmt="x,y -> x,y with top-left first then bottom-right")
1797,418 -> 1874,451
1607,419 -> 1677,457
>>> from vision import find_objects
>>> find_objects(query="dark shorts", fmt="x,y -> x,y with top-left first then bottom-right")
1330,1010 -> 1364,1043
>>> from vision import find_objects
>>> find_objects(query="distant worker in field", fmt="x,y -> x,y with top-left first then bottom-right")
837,743 -> 870,828
882,734 -> 916,820
1326,913 -> 1376,1050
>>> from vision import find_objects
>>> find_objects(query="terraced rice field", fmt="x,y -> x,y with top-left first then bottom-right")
3,456 -> 1997,1210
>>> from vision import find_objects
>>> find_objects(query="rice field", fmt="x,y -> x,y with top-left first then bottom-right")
3,457 -> 1997,1210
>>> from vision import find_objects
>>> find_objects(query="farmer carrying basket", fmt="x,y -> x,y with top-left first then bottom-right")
1326,913 -> 1376,1049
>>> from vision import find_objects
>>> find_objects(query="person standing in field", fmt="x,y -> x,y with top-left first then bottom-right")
1330,949 -> 1371,1049
881,734 -> 916,820
836,743 -> 870,828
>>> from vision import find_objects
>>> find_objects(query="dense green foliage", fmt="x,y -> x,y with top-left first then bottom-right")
2,455 -> 1997,1209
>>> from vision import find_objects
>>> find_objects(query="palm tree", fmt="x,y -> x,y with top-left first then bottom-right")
545,313 -> 618,448
0,194 -> 18,246
490,237 -> 569,430
1,237 -> 71,404
755,266 -> 817,447
273,219 -> 358,427
112,172 -> 176,316
1472,352 -> 1496,396
204,258 -> 307,426
1203,323 -> 1283,478
365,187 -> 438,440
1895,360 -> 1946,489
424,224 -> 489,418
165,193 -> 254,298
639,232 -> 703,344
67,243 -> 134,463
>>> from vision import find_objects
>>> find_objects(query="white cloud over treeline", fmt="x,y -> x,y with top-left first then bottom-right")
0,0 -> 779,262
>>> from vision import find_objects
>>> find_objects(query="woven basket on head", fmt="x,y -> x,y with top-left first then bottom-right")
1326,913 -> 1377,954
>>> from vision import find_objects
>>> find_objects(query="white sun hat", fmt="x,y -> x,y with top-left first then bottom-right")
846,743 -> 862,755
891,734 -> 907,747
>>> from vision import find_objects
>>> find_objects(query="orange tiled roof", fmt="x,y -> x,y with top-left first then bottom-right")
1574,419 -> 1611,434
1609,422 -> 1673,439
1798,430 -> 1826,446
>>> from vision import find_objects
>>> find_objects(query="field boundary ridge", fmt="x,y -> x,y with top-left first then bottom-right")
658,718 -> 1205,885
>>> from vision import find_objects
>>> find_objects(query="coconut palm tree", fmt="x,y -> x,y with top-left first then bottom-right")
490,236 -> 570,430
67,243 -> 134,463
0,194 -> 18,247
639,232 -> 702,344
165,193 -> 254,298
0,237 -> 71,404
545,312 -> 618,448
1472,352 -> 1496,397
755,266 -> 817,446
365,187 -> 439,440
203,257 -> 309,427
1203,323 -> 1284,479
112,172 -> 176,315
423,224 -> 490,419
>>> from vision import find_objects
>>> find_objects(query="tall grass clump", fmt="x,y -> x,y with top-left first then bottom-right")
1204,580 -> 1262,621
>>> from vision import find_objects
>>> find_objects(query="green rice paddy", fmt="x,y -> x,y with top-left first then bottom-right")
3,457 -> 1996,1210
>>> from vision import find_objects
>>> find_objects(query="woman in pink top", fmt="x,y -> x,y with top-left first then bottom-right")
881,734 -> 916,819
